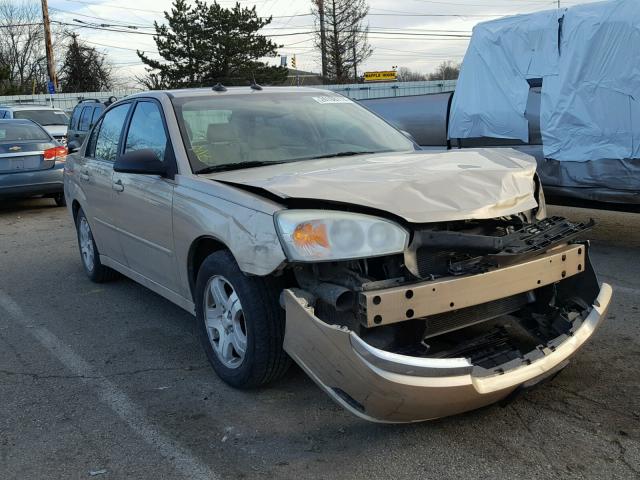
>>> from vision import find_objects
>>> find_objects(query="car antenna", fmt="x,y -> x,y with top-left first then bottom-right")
212,83 -> 227,92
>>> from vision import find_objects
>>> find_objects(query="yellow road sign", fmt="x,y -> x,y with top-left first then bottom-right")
364,71 -> 397,82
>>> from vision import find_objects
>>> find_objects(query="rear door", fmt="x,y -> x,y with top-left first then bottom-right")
110,99 -> 179,291
75,103 -> 131,263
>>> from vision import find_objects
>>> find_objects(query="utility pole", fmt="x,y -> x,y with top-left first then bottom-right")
352,44 -> 357,82
40,0 -> 57,91
316,0 -> 328,82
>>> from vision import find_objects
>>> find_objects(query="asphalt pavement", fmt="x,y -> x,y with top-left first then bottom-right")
1,198 -> 639,479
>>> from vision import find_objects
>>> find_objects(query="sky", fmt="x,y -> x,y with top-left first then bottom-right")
47,0 -> 602,88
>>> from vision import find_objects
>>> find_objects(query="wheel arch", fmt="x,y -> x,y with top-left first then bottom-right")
71,199 -> 83,225
187,235 -> 232,301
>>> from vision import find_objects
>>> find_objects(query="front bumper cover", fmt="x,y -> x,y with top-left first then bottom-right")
282,262 -> 612,423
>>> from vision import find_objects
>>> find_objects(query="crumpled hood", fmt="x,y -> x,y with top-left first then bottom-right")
206,148 -> 539,223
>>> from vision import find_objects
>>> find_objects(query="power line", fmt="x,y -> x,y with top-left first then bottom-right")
81,38 -> 159,54
49,7 -> 154,27
55,0 -> 554,19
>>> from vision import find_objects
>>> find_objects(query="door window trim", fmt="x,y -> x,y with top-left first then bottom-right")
87,101 -> 133,163
120,98 -> 177,179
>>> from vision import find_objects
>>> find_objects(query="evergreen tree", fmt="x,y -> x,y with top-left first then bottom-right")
59,34 -> 112,92
138,0 -> 287,88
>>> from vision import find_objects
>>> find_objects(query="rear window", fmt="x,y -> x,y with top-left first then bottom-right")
91,105 -> 103,125
70,106 -> 83,129
13,110 -> 68,126
0,123 -> 50,142
78,106 -> 93,131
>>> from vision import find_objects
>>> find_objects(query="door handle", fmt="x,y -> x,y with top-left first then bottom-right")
112,179 -> 124,192
80,170 -> 90,181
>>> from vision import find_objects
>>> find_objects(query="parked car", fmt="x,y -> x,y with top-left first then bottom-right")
67,98 -> 116,151
64,87 -> 612,423
0,119 -> 67,206
0,105 -> 69,145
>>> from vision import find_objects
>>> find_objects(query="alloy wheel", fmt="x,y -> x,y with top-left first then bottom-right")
203,275 -> 247,369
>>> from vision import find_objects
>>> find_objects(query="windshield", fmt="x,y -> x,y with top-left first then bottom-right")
0,123 -> 50,142
171,92 -> 415,173
13,110 -> 69,126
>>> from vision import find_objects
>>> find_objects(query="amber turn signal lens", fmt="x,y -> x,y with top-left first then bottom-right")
292,222 -> 329,248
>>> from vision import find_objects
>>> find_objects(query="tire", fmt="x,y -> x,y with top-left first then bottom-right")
75,208 -> 118,283
53,193 -> 66,207
195,250 -> 290,388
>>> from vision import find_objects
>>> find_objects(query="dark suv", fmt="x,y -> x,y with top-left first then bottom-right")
67,98 -> 116,150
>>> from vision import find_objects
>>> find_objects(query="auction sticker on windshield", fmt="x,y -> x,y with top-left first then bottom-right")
312,96 -> 352,104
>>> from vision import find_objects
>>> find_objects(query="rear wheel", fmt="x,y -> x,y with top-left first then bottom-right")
53,193 -> 66,207
195,250 -> 290,388
75,208 -> 118,282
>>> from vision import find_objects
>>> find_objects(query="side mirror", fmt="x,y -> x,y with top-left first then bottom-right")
114,149 -> 166,176
67,140 -> 81,153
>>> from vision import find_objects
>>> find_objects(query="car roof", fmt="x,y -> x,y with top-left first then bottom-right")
125,86 -> 332,101
0,118 -> 38,124
0,105 -> 65,111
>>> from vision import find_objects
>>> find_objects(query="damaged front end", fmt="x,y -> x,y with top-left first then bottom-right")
281,215 -> 612,423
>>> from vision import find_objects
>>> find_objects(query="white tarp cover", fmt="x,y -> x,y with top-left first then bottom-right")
449,0 -> 640,163
448,9 -> 561,142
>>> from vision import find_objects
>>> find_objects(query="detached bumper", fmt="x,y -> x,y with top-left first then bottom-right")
0,163 -> 64,198
282,282 -> 612,423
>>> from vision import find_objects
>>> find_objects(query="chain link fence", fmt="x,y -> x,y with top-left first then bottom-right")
0,80 -> 457,110
321,80 -> 457,100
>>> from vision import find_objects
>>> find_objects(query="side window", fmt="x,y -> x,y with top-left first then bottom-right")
70,106 -> 82,129
94,104 -> 131,162
78,106 -> 93,131
124,101 -> 168,161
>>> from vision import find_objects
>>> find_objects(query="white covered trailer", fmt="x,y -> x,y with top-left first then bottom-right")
448,0 -> 640,204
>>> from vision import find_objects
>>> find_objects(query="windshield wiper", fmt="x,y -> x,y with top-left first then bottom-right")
308,150 -> 380,160
195,160 -> 285,174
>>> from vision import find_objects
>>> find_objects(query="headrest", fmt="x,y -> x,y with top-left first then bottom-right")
207,122 -> 237,143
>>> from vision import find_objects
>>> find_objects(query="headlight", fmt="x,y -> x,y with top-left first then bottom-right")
275,210 -> 409,261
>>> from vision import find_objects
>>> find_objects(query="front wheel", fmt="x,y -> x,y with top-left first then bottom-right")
195,250 -> 290,388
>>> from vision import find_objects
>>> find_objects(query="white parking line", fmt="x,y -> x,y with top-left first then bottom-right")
0,289 -> 218,480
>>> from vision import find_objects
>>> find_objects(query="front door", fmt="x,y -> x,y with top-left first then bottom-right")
110,100 -> 179,292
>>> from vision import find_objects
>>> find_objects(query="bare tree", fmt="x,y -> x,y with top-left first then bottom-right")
135,71 -> 166,90
0,0 -> 47,93
427,60 -> 460,81
0,1 -> 71,93
312,0 -> 372,83
397,67 -> 426,82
